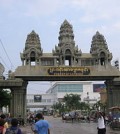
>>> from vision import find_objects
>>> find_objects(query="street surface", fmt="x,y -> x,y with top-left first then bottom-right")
21,116 -> 120,134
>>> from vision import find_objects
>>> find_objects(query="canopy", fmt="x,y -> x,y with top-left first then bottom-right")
109,106 -> 120,110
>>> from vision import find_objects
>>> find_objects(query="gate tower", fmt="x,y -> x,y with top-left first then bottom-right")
0,20 -> 120,120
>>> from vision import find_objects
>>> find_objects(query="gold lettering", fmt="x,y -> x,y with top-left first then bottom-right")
47,67 -> 90,76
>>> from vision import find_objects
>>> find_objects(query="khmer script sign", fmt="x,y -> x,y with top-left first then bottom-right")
47,67 -> 90,76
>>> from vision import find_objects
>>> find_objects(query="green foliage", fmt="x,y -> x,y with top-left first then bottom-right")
52,94 -> 91,114
63,94 -> 81,110
52,102 -> 66,113
0,89 -> 11,109
93,100 -> 106,112
79,102 -> 90,111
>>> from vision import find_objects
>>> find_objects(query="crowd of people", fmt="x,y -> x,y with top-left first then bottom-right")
0,114 -> 22,134
0,113 -> 50,134
61,111 -> 106,134
0,110 -> 116,134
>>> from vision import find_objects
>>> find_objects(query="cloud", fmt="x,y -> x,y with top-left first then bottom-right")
0,0 -> 63,17
0,0 -> 14,8
69,0 -> 120,23
1,0 -> 120,22
24,0 -> 63,17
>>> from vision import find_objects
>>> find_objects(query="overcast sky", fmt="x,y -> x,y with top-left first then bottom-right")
0,0 -> 120,93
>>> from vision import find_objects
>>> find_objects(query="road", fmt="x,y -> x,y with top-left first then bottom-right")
21,116 -> 120,134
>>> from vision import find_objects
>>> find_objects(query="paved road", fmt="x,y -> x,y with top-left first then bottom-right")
21,116 -> 120,134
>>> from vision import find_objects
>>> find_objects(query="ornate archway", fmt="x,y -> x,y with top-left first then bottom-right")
0,20 -> 120,121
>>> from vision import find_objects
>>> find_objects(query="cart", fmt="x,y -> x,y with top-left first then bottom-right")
109,106 -> 120,130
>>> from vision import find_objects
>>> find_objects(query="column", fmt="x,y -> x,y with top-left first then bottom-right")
10,81 -> 28,120
105,80 -> 113,109
54,58 -> 57,66
78,59 -> 81,66
105,79 -> 120,109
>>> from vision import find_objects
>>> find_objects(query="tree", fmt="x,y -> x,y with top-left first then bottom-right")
0,89 -> 11,110
63,94 -> 81,111
79,102 -> 90,111
93,100 -> 106,112
52,102 -> 66,116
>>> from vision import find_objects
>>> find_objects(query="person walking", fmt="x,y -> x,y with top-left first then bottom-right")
97,112 -> 106,134
0,114 -> 8,129
5,118 -> 22,134
34,113 -> 50,134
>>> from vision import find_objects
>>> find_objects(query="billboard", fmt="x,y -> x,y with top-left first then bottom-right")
93,84 -> 106,92
34,95 -> 42,102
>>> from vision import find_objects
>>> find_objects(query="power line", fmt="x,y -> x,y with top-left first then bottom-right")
0,56 -> 10,70
0,39 -> 14,70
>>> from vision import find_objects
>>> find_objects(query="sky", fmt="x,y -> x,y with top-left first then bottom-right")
0,0 -> 120,94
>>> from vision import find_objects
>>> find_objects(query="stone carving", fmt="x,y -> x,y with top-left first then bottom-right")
90,31 -> 112,65
20,30 -> 43,66
8,70 -> 15,79
53,20 -> 82,66
20,20 -> 112,67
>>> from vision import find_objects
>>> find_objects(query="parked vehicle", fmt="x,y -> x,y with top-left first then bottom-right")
109,106 -> 120,130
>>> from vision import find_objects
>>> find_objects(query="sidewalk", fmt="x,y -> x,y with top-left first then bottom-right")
20,125 -> 33,134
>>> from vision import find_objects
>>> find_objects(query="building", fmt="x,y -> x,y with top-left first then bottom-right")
20,19 -> 112,71
27,81 -> 105,112
0,20 -> 119,119
27,93 -> 54,112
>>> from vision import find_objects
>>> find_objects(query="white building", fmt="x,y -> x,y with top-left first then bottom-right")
27,81 -> 105,112
27,93 -> 54,112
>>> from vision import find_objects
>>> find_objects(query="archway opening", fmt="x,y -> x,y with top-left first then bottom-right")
65,49 -> 72,66
100,52 -> 106,66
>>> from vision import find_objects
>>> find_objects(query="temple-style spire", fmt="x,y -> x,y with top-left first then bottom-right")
25,30 -> 41,50
90,31 -> 112,65
20,30 -> 43,66
90,31 -> 108,54
58,19 -> 75,47
53,20 -> 81,66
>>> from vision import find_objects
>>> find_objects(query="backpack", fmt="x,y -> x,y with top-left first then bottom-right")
0,126 -> 4,134
5,128 -> 18,134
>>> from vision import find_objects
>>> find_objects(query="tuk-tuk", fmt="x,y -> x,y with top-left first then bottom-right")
109,106 -> 120,130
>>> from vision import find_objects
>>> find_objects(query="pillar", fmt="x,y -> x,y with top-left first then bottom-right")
54,58 -> 57,66
105,78 -> 120,109
105,80 -> 114,109
10,81 -> 28,120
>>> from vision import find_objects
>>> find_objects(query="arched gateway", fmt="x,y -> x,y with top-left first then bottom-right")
0,20 -> 120,120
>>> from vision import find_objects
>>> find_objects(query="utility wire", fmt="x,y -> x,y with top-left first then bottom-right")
0,39 -> 14,70
0,56 -> 10,70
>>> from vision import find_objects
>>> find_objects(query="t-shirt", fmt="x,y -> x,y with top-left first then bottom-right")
35,120 -> 50,134
97,116 -> 105,129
